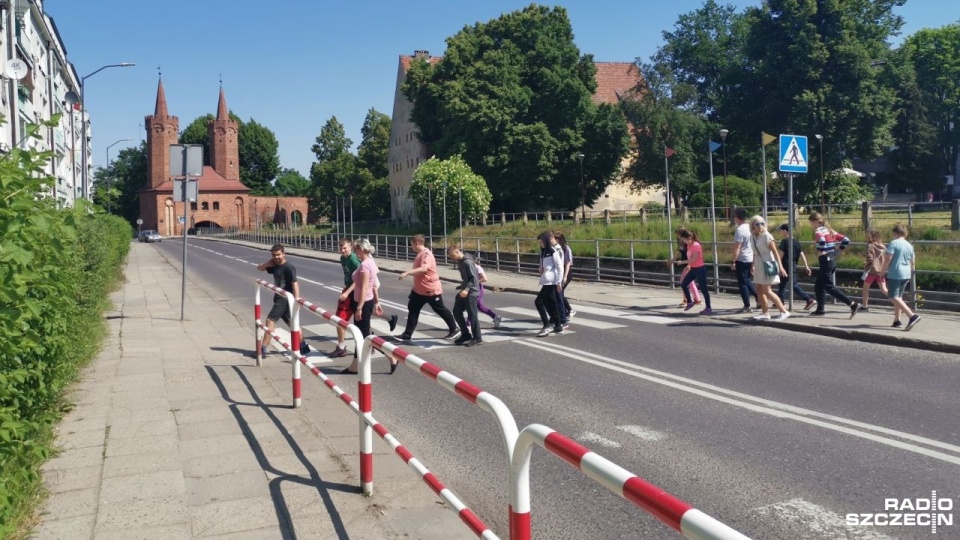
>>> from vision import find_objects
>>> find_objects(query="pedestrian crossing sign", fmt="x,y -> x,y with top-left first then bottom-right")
779,134 -> 808,173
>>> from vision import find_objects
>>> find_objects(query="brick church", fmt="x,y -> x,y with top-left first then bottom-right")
138,80 -> 308,236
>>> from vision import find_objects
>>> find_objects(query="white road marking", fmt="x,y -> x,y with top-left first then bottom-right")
236,259 -> 249,264
621,315 -> 678,325
615,425 -> 666,441
576,432 -> 622,448
753,498 -> 896,540
299,277 -> 325,286
567,305 -> 633,318
500,307 -> 625,329
516,339 -> 960,465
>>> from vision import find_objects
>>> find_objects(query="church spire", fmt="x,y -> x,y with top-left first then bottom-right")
154,78 -> 169,117
216,87 -> 228,121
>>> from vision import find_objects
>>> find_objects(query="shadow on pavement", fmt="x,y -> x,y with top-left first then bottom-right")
206,365 -> 356,540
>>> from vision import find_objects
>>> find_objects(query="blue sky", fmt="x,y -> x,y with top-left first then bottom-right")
49,0 -> 945,178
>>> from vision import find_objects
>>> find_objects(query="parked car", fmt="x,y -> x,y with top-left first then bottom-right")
138,230 -> 162,243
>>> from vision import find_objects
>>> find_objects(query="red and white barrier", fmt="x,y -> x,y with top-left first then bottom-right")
255,279 -> 302,408
509,424 -> 752,540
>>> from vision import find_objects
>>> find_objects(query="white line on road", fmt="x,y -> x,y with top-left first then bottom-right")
299,277 -> 325,287
616,425 -> 667,441
752,498 -> 896,540
517,339 -> 960,465
576,432 -> 622,448
500,307 -> 626,329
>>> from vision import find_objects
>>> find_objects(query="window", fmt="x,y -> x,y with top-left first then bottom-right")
190,202 -> 197,211
201,202 -> 209,210
213,201 -> 220,210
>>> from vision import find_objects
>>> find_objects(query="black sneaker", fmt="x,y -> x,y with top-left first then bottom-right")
905,314 -> 922,331
849,301 -> 861,319
394,334 -> 412,342
444,329 -> 462,340
465,338 -> 482,347
858,306 -> 870,313
809,311 -> 826,316
553,325 -> 564,334
299,344 -> 311,355
891,320 -> 903,328
388,314 -> 398,332
454,335 -> 473,345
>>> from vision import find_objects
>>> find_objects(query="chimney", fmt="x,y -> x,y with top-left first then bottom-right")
413,50 -> 429,59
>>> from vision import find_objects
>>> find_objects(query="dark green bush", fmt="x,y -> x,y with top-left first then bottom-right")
0,124 -> 131,536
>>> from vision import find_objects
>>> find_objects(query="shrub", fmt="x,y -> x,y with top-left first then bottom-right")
0,122 -> 131,536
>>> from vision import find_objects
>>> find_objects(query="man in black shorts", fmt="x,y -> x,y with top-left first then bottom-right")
257,244 -> 309,356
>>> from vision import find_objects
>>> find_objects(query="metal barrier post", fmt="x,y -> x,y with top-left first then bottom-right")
496,237 -> 501,271
516,239 -> 521,272
254,285 -> 262,368
630,241 -> 636,286
595,240 -> 600,281
291,299 -> 302,409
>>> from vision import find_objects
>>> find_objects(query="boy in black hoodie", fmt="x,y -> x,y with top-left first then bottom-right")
447,244 -> 481,347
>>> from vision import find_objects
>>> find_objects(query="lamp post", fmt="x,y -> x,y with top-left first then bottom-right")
719,129 -> 729,219
104,138 -> 133,213
458,177 -> 463,248
815,134 -> 825,212
578,153 -> 585,221
80,63 -> 135,201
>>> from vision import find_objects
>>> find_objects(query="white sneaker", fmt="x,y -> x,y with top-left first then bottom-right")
776,312 -> 791,321
752,313 -> 771,321
536,326 -> 551,337
493,315 -> 502,329
568,309 -> 577,318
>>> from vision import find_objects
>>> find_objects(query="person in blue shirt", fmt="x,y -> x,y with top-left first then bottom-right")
882,224 -> 920,331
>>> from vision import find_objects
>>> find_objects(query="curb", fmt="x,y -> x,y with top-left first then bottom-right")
201,237 -> 956,356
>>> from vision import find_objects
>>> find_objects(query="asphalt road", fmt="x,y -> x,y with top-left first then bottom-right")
153,238 -> 960,540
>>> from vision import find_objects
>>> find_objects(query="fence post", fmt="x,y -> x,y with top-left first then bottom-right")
595,240 -> 600,281
604,209 -> 611,226
640,207 -> 647,224
907,204 -> 913,228
522,212 -> 529,225
516,238 -> 521,273
681,206 -> 689,222
792,203 -> 800,225
861,201 -> 872,230
629,241 -> 635,285
501,212 -> 506,226
546,211 -> 552,224
953,200 -> 960,231
574,212 -> 581,225
496,237 -> 501,271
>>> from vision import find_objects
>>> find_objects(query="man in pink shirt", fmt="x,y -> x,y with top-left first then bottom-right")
396,234 -> 460,341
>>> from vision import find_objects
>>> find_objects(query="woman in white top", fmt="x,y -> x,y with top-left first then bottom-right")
749,216 -> 790,320
534,231 -> 564,337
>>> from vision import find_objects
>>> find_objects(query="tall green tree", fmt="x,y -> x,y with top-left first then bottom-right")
309,116 -> 357,220
621,61 -> 710,209
735,0 -> 902,168
238,119 -> 281,194
402,4 -> 630,212
409,156 -> 493,232
91,142 -> 148,226
896,24 -> 960,187
353,108 -> 392,220
273,168 -> 311,196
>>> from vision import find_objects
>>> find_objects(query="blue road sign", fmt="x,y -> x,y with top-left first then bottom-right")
779,134 -> 808,173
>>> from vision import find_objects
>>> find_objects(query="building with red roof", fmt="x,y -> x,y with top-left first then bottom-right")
138,81 -> 308,235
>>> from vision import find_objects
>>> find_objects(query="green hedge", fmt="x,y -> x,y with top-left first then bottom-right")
0,135 -> 131,537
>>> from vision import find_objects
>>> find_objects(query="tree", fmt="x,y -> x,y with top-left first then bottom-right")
238,119 -> 280,195
273,168 -> 311,196
91,143 -> 148,226
402,5 -> 630,212
688,175 -> 763,210
621,61 -> 709,210
896,25 -> 960,188
353,108 -> 392,220
409,156 -> 492,232
309,116 -> 356,220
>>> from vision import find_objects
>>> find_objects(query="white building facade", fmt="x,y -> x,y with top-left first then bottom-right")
0,0 -> 85,207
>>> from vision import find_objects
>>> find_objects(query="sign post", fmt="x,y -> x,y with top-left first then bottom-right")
779,134 -> 809,311
170,144 -> 203,321
136,218 -> 143,237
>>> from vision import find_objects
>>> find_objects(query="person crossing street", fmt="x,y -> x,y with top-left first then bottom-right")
396,235 -> 460,342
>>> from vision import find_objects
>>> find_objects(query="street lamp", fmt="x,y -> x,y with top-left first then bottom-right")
80,63 -> 135,201
719,129 -> 729,218
104,138 -> 133,213
815,134 -> 825,212
578,153 -> 585,220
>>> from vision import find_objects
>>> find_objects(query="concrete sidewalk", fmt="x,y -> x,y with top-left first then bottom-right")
32,244 -> 475,539
236,236 -> 958,356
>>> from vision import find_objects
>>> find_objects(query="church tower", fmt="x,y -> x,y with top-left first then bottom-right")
207,87 -> 240,181
145,79 -> 179,188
